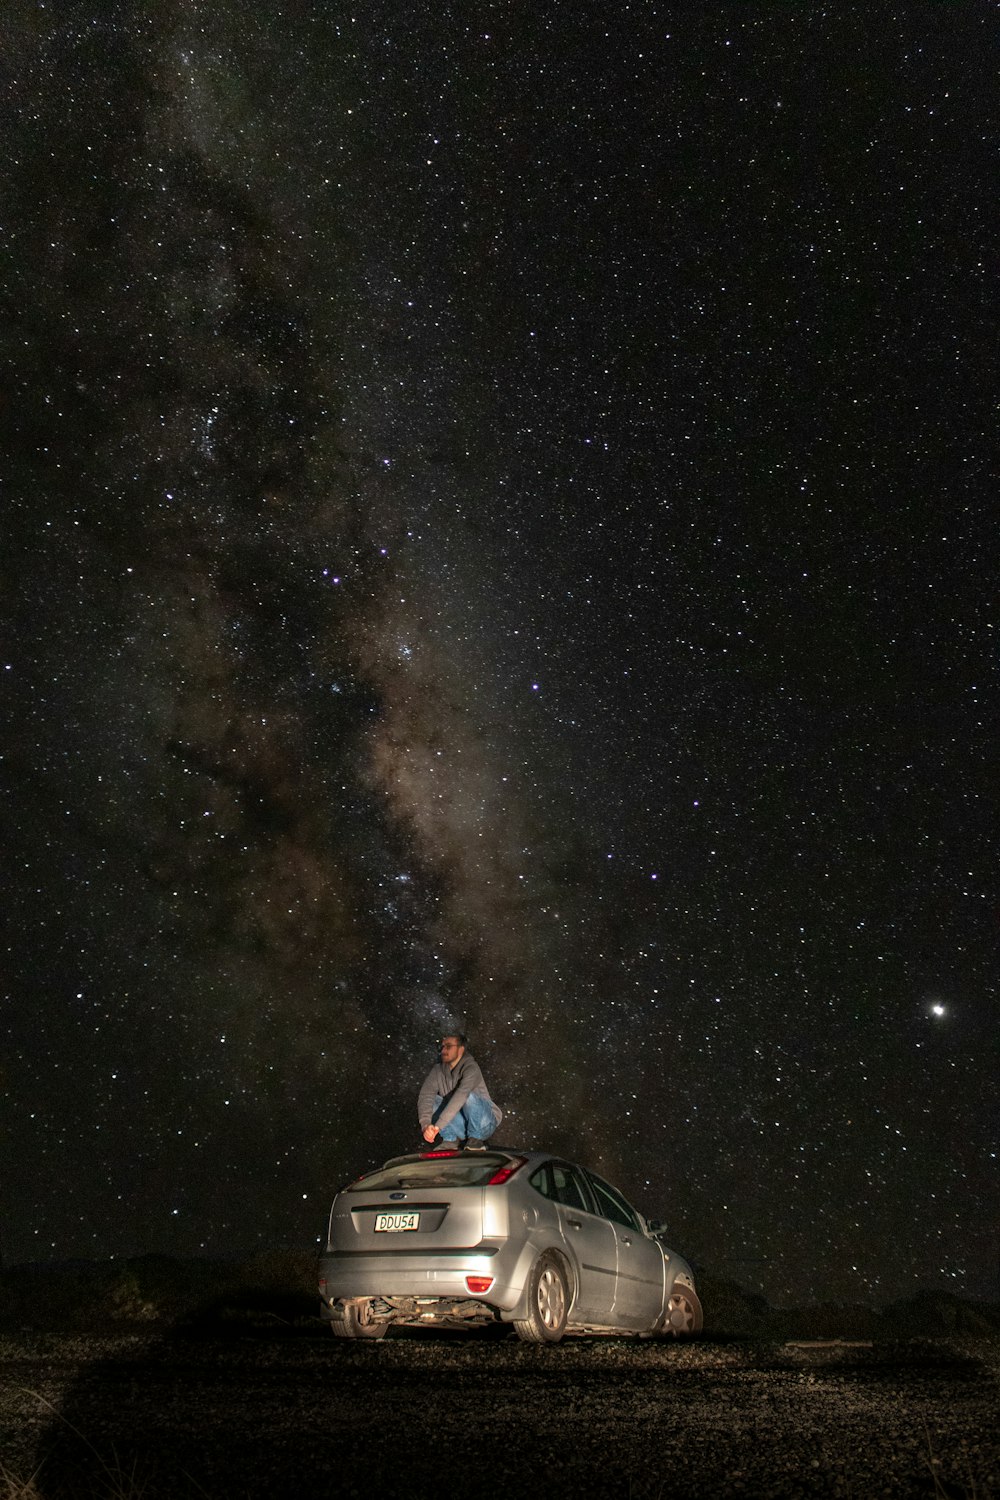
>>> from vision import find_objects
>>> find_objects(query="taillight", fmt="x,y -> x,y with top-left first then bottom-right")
487,1156 -> 528,1186
466,1276 -> 494,1295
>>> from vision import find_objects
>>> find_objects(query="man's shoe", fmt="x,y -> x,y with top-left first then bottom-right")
465,1138 -> 489,1151
432,1138 -> 461,1151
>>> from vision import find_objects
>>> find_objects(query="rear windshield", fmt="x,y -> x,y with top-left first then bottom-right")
345,1154 -> 510,1191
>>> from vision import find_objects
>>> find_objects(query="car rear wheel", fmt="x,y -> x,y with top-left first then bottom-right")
331,1298 -> 389,1339
660,1285 -> 703,1337
513,1252 -> 569,1344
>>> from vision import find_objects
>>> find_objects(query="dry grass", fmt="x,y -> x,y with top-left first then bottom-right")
1,1389 -> 212,1500
1,1461 -> 45,1499
924,1421 -> 986,1500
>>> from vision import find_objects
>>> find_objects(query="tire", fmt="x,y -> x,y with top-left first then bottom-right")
660,1284 -> 703,1338
513,1252 -> 569,1344
331,1298 -> 389,1339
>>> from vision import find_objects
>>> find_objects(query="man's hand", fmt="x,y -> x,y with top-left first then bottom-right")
422,1124 -> 439,1143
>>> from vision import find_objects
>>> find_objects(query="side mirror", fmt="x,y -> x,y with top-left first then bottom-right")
646,1218 -> 667,1236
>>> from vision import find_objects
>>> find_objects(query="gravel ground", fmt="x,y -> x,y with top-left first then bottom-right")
1,1328 -> 998,1499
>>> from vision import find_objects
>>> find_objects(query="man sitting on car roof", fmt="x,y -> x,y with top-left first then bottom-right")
418,1031 -> 503,1151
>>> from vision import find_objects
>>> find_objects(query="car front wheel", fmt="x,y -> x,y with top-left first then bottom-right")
660,1285 -> 703,1337
513,1252 -> 569,1344
331,1298 -> 389,1339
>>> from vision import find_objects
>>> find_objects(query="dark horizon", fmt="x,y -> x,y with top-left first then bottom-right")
2,1245 -> 997,1323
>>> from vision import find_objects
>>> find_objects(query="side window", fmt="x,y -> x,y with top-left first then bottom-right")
587,1174 -> 641,1232
529,1164 -> 554,1200
550,1162 -> 591,1213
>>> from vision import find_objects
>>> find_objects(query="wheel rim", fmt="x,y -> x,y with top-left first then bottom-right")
537,1265 -> 566,1330
666,1292 -> 694,1334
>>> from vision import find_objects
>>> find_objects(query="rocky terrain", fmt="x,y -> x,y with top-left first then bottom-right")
1,1260 -> 998,1498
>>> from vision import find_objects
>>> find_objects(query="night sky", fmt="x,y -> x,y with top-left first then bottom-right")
2,2 -> 996,1307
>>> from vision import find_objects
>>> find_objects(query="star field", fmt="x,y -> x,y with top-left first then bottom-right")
1,2 -> 996,1306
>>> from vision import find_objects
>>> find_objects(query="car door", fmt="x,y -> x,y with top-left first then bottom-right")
537,1160 -> 619,1323
585,1172 -> 666,1330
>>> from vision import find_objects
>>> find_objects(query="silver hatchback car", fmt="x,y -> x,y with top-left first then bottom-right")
318,1147 -> 702,1343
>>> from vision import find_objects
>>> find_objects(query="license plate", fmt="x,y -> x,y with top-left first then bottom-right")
375,1211 -> 420,1232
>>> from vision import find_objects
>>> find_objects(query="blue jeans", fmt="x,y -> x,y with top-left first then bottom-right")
433,1091 -> 501,1143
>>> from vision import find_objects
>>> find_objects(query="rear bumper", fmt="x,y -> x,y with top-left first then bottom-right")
318,1238 -> 533,1315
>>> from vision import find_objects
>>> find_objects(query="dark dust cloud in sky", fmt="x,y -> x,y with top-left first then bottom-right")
2,3 -> 996,1306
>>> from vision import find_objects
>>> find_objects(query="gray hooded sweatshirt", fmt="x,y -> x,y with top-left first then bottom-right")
417,1050 -> 502,1132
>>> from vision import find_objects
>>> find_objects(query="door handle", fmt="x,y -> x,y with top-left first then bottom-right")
621,1236 -> 632,1245
566,1218 -> 582,1229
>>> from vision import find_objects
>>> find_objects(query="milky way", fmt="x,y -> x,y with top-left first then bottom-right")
2,3 -> 996,1305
